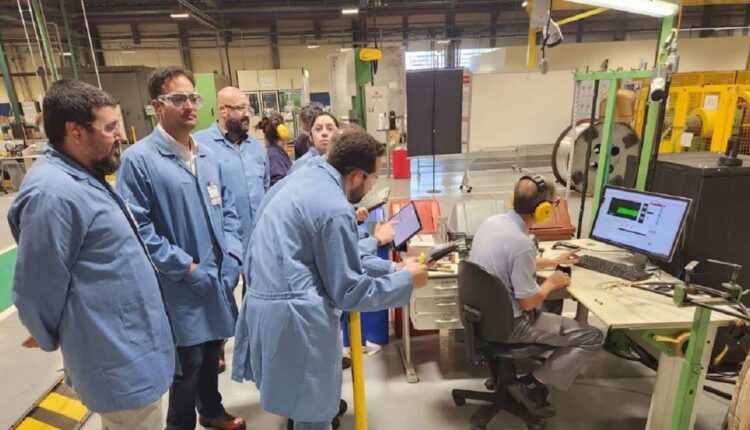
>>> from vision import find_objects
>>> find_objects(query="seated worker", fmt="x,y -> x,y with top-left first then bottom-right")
469,173 -> 604,417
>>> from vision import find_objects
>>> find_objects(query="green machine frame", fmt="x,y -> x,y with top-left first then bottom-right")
578,16 -> 720,430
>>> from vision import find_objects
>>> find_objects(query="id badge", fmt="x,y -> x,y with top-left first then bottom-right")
207,182 -> 222,206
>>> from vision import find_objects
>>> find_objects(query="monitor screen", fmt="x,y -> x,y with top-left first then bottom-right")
591,186 -> 691,262
390,202 -> 423,249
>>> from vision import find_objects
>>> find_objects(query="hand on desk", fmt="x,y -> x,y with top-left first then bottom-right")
550,250 -> 580,266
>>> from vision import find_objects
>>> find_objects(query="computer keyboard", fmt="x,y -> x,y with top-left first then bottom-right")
575,255 -> 652,282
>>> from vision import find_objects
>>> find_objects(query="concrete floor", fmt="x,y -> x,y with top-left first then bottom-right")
0,160 -> 731,429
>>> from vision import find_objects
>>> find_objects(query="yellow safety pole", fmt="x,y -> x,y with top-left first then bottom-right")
348,312 -> 368,430
527,27 -> 537,70
130,126 -> 137,143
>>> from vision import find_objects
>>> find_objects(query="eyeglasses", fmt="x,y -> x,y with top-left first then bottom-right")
362,170 -> 379,186
158,92 -> 203,109
221,104 -> 252,113
86,121 -> 121,134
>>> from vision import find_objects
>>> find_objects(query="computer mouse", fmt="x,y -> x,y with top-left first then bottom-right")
552,241 -> 581,251
556,265 -> 572,276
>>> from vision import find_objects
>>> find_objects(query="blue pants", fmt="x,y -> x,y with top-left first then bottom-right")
167,340 -> 225,429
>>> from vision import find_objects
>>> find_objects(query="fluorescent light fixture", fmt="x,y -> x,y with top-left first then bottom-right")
340,48 -> 352,53
62,52 -> 72,57
307,44 -> 321,49
521,1 -> 528,7
342,7 -> 359,15
170,12 -> 190,19
565,0 -> 678,18
121,50 -> 136,54
436,39 -> 451,45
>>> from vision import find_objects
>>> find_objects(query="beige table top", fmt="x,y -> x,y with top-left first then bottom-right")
539,239 -> 735,330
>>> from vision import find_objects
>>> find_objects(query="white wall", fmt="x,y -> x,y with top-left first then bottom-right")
471,36 -> 750,73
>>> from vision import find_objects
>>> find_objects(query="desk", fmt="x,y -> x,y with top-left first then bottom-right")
539,238 -> 735,430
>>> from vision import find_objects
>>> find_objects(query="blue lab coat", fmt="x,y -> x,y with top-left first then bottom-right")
231,162 -> 413,422
251,156 -> 393,277
8,146 -> 175,413
287,145 -> 320,175
195,123 -> 270,254
116,129 -> 243,347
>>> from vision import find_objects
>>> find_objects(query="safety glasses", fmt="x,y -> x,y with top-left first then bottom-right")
158,92 -> 204,109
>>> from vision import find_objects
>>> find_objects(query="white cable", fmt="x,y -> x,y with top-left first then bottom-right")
80,0 -> 101,89
564,80 -> 581,200
18,0 -> 46,89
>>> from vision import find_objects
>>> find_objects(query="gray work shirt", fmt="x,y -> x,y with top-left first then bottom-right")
469,211 -> 539,317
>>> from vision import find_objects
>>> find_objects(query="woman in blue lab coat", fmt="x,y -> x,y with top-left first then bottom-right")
288,112 -> 338,175
232,128 -> 429,430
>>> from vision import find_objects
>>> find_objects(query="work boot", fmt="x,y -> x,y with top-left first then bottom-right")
286,400 -> 348,430
198,412 -> 246,430
507,374 -> 555,418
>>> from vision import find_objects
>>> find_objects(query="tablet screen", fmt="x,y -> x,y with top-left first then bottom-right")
390,202 -> 422,248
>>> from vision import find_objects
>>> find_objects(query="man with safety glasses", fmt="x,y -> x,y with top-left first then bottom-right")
9,79 -> 175,430
117,67 -> 246,430
195,87 -> 270,373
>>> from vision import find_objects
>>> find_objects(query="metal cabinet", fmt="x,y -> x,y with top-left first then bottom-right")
409,273 -> 463,330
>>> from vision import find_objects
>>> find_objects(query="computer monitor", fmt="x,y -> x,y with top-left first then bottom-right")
590,186 -> 691,262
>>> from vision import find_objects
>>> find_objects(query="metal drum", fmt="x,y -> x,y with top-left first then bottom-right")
552,121 -> 640,195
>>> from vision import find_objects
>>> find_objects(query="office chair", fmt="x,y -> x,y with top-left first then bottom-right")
452,260 -> 553,430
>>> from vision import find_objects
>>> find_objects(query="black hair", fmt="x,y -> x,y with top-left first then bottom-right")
255,112 -> 285,145
311,112 -> 340,128
299,102 -> 325,125
147,66 -> 195,100
327,128 -> 385,176
42,79 -> 117,149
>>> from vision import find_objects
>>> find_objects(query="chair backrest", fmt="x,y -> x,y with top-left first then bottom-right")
457,260 -> 516,343
389,198 -> 441,234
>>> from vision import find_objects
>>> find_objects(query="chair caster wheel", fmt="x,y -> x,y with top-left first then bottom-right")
528,418 -> 547,430
484,378 -> 495,391
467,187 -> 473,193
453,395 -> 466,407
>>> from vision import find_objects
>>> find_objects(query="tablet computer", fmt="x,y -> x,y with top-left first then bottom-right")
357,187 -> 391,212
424,239 -> 463,263
389,201 -> 422,249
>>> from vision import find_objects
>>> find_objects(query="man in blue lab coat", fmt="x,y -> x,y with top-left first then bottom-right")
116,67 -> 245,430
9,79 -> 175,430
232,128 -> 429,430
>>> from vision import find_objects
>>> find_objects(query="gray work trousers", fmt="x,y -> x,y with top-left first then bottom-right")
506,310 -> 604,390
100,398 -> 163,430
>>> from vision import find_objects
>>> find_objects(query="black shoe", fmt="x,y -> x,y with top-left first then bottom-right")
342,356 -> 352,370
285,401 -> 347,430
507,376 -> 555,418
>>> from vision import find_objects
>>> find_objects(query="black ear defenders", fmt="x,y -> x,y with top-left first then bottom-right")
514,173 -> 554,224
